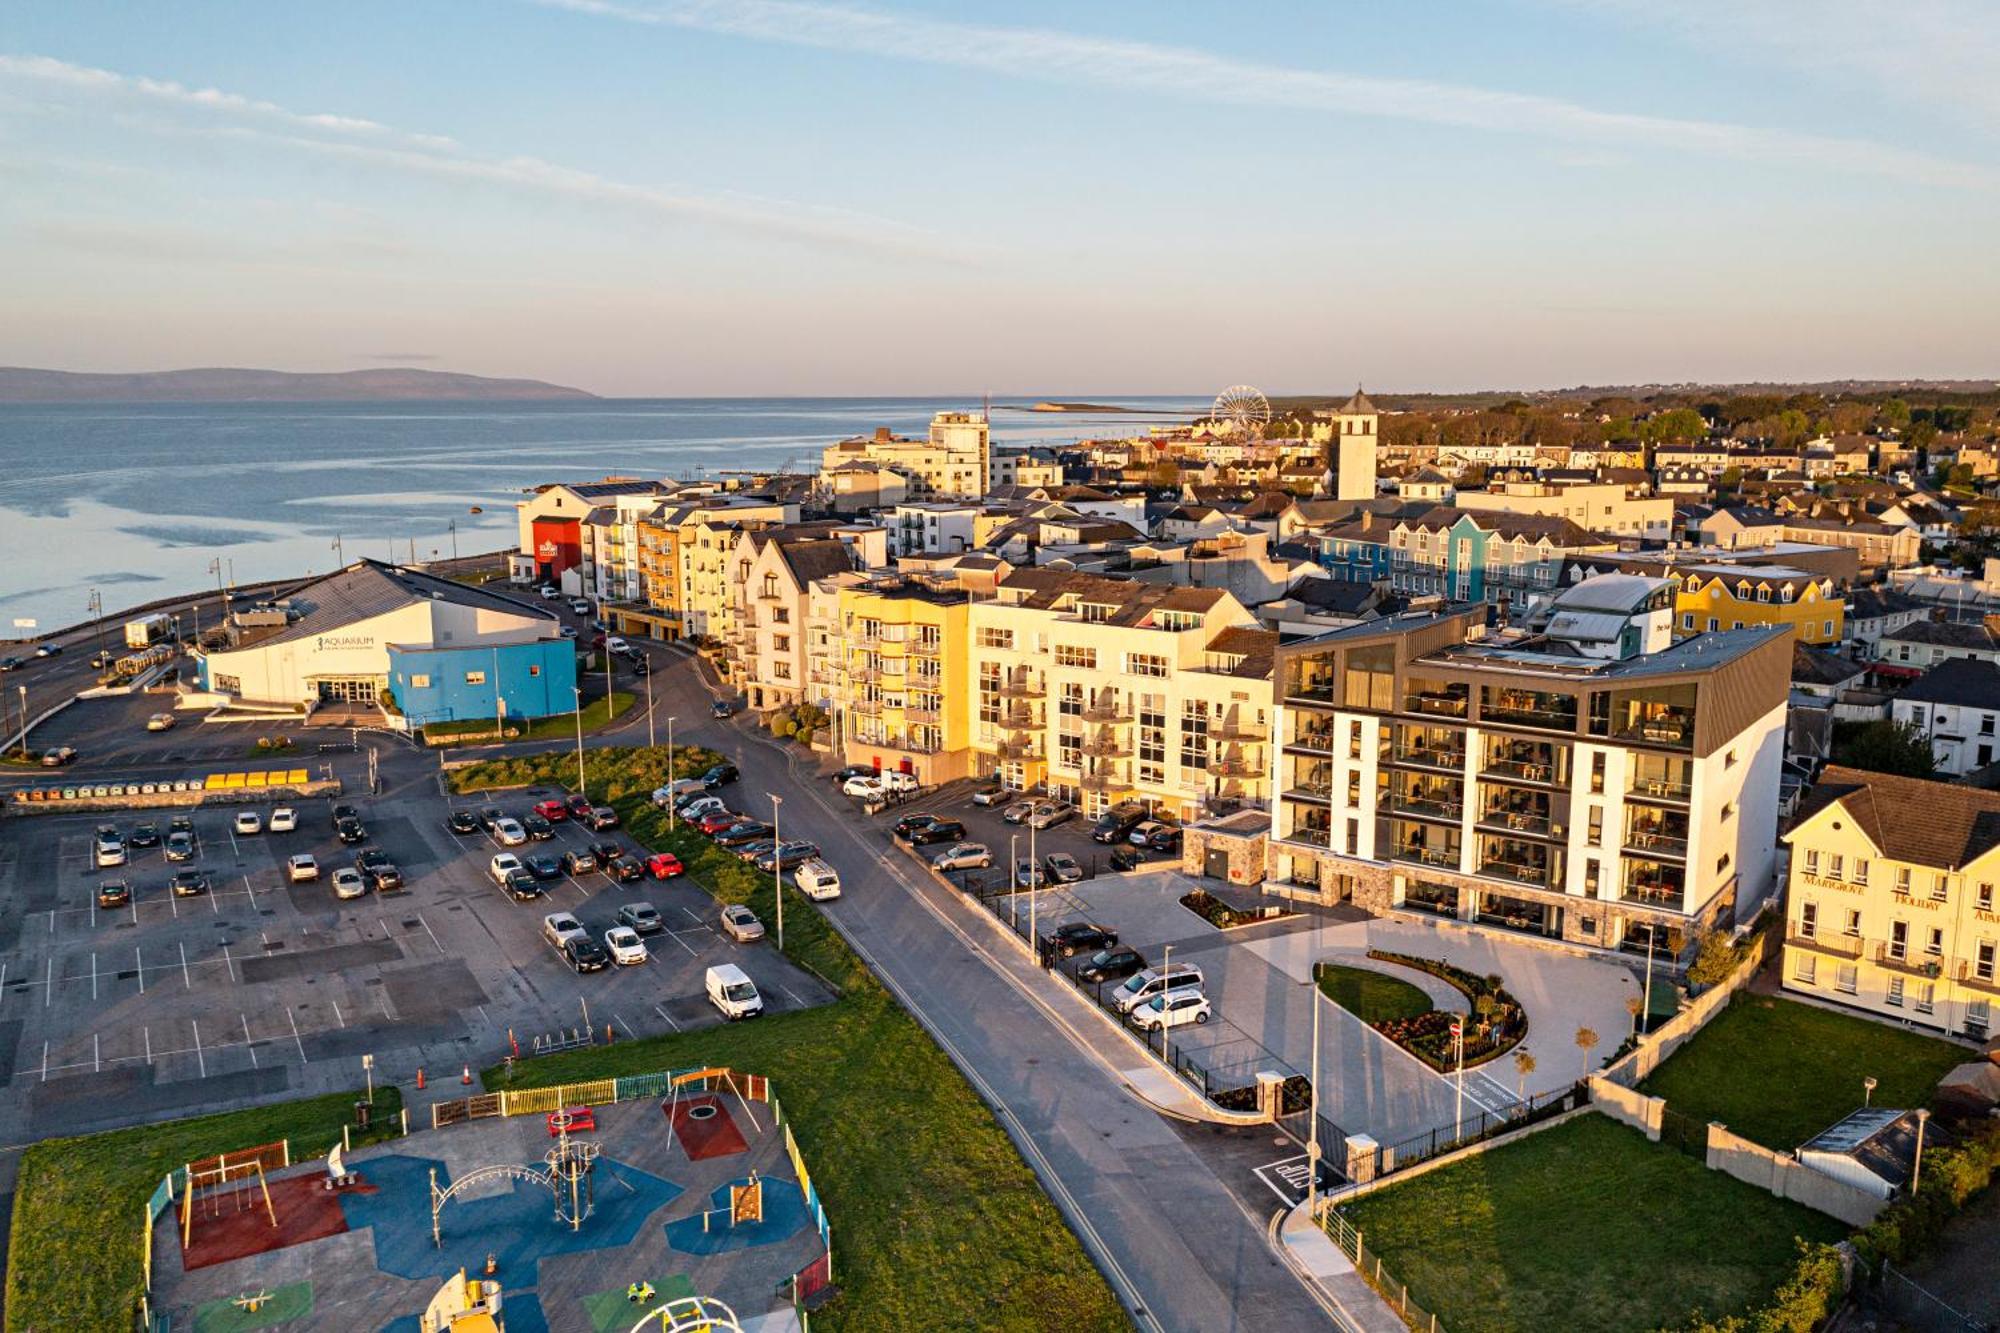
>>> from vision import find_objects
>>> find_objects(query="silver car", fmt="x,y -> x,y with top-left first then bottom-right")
1026,801 -> 1074,830
330,867 -> 368,900
931,842 -> 992,871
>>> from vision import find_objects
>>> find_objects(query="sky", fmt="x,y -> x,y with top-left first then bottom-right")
2,0 -> 1997,397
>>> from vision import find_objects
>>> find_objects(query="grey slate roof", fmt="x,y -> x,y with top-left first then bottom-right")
257,560 -> 555,647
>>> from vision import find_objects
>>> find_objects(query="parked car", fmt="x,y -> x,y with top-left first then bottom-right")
606,854 -> 646,883
40,746 -> 77,767
617,901 -> 663,935
145,712 -> 177,732
710,699 -> 735,719
164,831 -> 196,862
697,810 -> 746,836
525,852 -> 564,881
969,784 -> 1011,807
586,839 -> 622,866
489,852 -> 526,883
1025,801 -> 1074,830
1143,825 -> 1183,853
1128,820 -> 1167,847
232,810 -> 262,836
97,879 -> 133,909
569,599 -> 592,615
702,763 -> 740,788
721,904 -> 765,943
491,817 -> 527,846
585,806 -> 621,831
170,870 -> 210,898
129,822 -> 161,848
564,936 -> 610,973
892,813 -> 944,841
931,842 -> 992,871
533,798 -> 570,822
360,854 -> 403,892
1044,852 -> 1084,884
95,833 -> 127,869
503,868 -> 545,900
521,813 -> 555,841
604,635 -> 630,655
714,822 -> 772,849
645,852 -> 684,880
732,839 -> 778,864
1111,965 -> 1206,1015
288,854 -> 320,883
448,810 -> 481,835
604,926 -> 647,965
842,776 -> 890,800
268,807 -> 298,833
1039,921 -> 1118,958
1092,805 -> 1148,844
330,867 -> 368,900
629,656 -> 650,675
334,804 -> 363,828
335,817 -> 367,845
1001,799 -> 1037,825
907,819 -> 965,847
1132,987 -> 1212,1031
676,795 -> 726,821
830,764 -> 875,786
1109,846 -> 1142,872
1076,946 -> 1147,984
565,793 -> 594,818
1013,860 -> 1048,889
755,841 -> 820,872
560,849 -> 598,876
794,858 -> 842,901
706,962 -> 761,1019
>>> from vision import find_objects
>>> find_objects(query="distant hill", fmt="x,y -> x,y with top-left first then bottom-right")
0,366 -> 597,403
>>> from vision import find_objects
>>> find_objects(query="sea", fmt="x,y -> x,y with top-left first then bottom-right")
0,396 -> 1207,636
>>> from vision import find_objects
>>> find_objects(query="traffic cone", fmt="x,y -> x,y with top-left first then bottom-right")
461,1064 -> 472,1085
416,1067 -> 426,1091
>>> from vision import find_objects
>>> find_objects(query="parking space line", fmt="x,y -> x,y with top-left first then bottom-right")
652,1002 -> 680,1032
89,952 -> 97,1001
42,957 -> 51,1008
134,947 -> 143,994
613,1012 -> 635,1038
779,985 -> 803,1008
94,1032 -> 100,1074
417,913 -> 444,954
144,1025 -> 152,1065
287,1007 -> 308,1063
208,886 -> 219,914
220,941 -> 235,982
331,997 -> 346,1027
191,1018 -> 205,1077
40,1042 -> 47,1082
179,941 -> 191,990
242,1014 -> 257,1067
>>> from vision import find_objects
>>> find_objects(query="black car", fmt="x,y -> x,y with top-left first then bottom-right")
703,763 -> 740,788
629,657 -> 650,675
1091,806 -> 1148,844
560,849 -> 598,875
892,812 -> 942,841
169,815 -> 193,835
335,817 -> 366,845
0,657 -> 20,672
128,822 -> 161,849
710,699 -> 735,719
97,880 -> 133,909
448,810 -> 481,835
586,839 -> 621,863
908,819 -> 965,847
34,642 -> 61,658
714,822 -> 772,849
755,841 -> 819,872
564,936 -> 610,973
474,806 -> 503,831
521,813 -> 555,840
584,806 -> 621,831
732,838 -> 779,863
90,649 -> 116,669
1109,846 -> 1142,872
1145,826 -> 1183,853
333,804 -> 361,828
606,854 -> 646,883
503,867 -> 545,900
525,852 -> 563,880
170,870 -> 210,898
164,831 -> 196,862
1076,946 -> 1146,984
1040,921 -> 1118,958
831,764 -> 875,786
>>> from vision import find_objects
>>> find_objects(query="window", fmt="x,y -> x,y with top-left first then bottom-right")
1823,620 -> 1833,637
1829,854 -> 1844,880
1886,975 -> 1905,1008
1587,807 -> 1603,843
1927,927 -> 1944,957
1348,721 -> 1363,760
465,670 -> 487,686
1682,613 -> 1695,630
774,607 -> 790,625
1932,873 -> 1949,903
1916,983 -> 1935,1015
1346,770 -> 1361,806
1889,920 -> 1908,961
1054,645 -> 1096,669
1980,882 -> 1995,913
1804,849 -> 1820,876
1059,682 -> 1083,717
1344,820 -> 1359,856
1180,699 -> 1210,769
773,635 -> 790,653
1844,908 -> 1862,937
410,674 -> 431,689
1793,952 -> 1817,984
1722,802 -> 1736,821
1057,732 -> 1081,771
1799,901 -> 1817,937
1717,853 -> 1732,874
1896,867 -> 1912,895
1835,964 -> 1859,995
1725,748 -> 1738,768
1126,653 -> 1169,679
978,627 -> 1014,649
1978,942 -> 1996,983
527,664 -> 540,678
1590,752 -> 1606,794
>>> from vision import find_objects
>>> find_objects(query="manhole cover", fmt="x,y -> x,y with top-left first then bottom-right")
686,1104 -> 719,1121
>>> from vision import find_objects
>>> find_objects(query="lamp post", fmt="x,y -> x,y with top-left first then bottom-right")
572,687 -> 586,799
11,684 -> 26,760
664,714 -> 677,828
1010,834 -> 1019,930
770,794 -> 784,952
1863,1075 -> 1878,1107
1308,967 -> 1322,1220
87,588 -> 104,663
1453,1016 -> 1466,1140
1640,932 -> 1656,1039
1912,1108 -> 1930,1195
646,660 -> 656,749
1028,816 -> 1040,961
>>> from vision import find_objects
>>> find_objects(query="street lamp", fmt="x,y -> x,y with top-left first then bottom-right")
770,794 -> 784,952
1863,1075 -> 1878,1107
1009,833 -> 1019,929
1308,968 -> 1322,1220
572,687 -> 586,799
87,588 -> 104,663
1912,1108 -> 1930,1195
1452,1016 -> 1466,1139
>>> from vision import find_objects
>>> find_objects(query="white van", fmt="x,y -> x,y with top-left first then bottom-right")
1111,964 -> 1206,1015
794,858 -> 842,901
706,963 -> 763,1019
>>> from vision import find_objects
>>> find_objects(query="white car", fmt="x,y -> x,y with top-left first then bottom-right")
234,811 -> 262,836
842,776 -> 886,800
287,853 -> 320,883
489,853 -> 525,884
330,867 -> 368,900
1132,987 -> 1212,1032
145,712 -> 177,732
539,586 -> 561,600
269,807 -> 298,833
95,837 -> 127,869
605,636 -> 630,655
794,858 -> 842,901
493,817 -> 528,847
604,926 -> 648,965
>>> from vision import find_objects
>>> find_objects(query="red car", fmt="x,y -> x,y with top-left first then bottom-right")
533,798 -> 569,822
696,810 -> 741,835
565,794 -> 593,818
646,852 -> 684,880
547,1106 -> 595,1136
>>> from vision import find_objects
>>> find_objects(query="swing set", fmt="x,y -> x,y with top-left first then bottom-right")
181,1153 -> 279,1247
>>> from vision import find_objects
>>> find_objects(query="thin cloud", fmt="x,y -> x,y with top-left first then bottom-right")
0,53 -> 974,262
362,353 -> 441,361
544,0 -> 2000,191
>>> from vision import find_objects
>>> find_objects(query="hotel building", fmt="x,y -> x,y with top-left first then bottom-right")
1267,575 -> 1791,958
1782,767 -> 1999,1042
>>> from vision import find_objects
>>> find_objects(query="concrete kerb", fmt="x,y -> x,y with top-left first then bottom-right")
1269,1202 -> 1406,1333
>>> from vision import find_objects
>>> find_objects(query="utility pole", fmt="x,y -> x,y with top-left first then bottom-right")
771,794 -> 784,952
665,714 -> 677,830
1010,833 -> 1019,929
1028,817 -> 1039,959
1308,970 -> 1322,1220
1912,1108 -> 1930,1195
573,688 -> 586,799
11,684 -> 26,760
645,663 -> 656,749
87,588 -> 104,662
449,519 -> 459,564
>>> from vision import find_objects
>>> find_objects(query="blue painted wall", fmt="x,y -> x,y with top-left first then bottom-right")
387,639 -> 577,726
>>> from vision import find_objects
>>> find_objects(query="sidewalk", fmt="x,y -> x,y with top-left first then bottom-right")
1277,1207 -> 1410,1333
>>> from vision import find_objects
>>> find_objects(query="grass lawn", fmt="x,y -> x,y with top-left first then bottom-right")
5,1088 -> 403,1332
455,748 -> 1126,1332
1315,962 -> 1434,1024
422,690 -> 634,745
1339,1114 -> 1847,1333
1638,994 -> 1966,1148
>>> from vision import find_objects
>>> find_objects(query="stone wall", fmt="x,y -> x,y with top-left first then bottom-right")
1588,1073 -> 1665,1141
1706,1123 -> 1887,1227
1181,824 -> 1268,887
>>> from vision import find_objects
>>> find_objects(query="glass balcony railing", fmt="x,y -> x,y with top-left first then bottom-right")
1390,842 -> 1459,869
1386,743 -> 1466,771
1628,772 -> 1694,802
1622,876 -> 1683,908
1289,730 -> 1338,754
1282,825 -> 1332,848
1478,808 -> 1553,838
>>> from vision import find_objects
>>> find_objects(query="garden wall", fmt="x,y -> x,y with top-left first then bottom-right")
1602,927 -> 1773,1089
1588,1074 -> 1664,1141
1705,1123 -> 1887,1228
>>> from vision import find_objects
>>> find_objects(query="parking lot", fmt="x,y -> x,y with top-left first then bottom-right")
854,780 -> 1185,884
0,763 -> 835,1140
26,689 -> 319,774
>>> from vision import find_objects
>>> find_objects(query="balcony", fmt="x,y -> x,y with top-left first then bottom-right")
1082,695 -> 1134,724
1389,842 -> 1459,870
1401,883 -> 1461,917
1212,714 -> 1268,742
1385,743 -> 1466,773
1481,701 -> 1578,731
1481,744 -> 1564,785
1288,730 -> 1338,755
906,706 -> 943,726
1405,688 -> 1469,719
908,638 -> 943,657
1208,753 -> 1262,779
997,736 -> 1043,761
1628,773 -> 1694,804
1083,730 -> 1132,758
1284,782 -> 1334,802
1280,825 -> 1332,849
1477,807 -> 1555,839
1622,874 -> 1684,909
1874,943 -> 1946,979
1613,713 -> 1695,748
999,674 -> 1045,700
1955,960 -> 2000,994
1786,930 -> 1863,960
1080,766 -> 1131,793
1625,821 -> 1688,860
1388,790 -> 1461,822
851,698 -> 883,716
997,708 -> 1040,732
1477,854 -> 1556,888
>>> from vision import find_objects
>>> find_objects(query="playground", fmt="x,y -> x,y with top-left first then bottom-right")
146,1071 -> 831,1333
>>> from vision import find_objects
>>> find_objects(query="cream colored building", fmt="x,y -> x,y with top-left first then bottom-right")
966,569 -> 1274,820
1455,479 -> 1674,541
818,411 -> 990,501
1782,767 -> 1999,1041
728,531 -> 865,712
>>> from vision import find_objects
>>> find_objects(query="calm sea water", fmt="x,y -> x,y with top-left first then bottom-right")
0,397 -> 1204,633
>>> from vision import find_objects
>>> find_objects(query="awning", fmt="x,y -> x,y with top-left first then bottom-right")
1868,663 -> 1923,680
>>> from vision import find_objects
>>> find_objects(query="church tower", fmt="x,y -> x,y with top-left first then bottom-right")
1329,386 -> 1378,501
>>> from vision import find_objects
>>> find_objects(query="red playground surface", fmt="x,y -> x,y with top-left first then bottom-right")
181,1173 -> 378,1271
668,1095 -> 748,1161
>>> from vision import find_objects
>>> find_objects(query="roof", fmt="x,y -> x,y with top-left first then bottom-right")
776,539 -> 858,586
1879,620 -> 1998,650
233,559 -> 555,649
1792,642 -> 1866,687
1794,764 -> 2000,868
1799,1107 -> 1924,1187
1338,387 -> 1377,415
1896,656 -> 2000,710
1551,573 -> 1669,615
1202,626 -> 1278,678
536,478 -> 662,500
1282,577 -> 1381,615
1848,586 -> 1927,619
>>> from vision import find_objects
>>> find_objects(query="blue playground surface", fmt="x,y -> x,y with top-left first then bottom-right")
664,1177 -> 810,1257
342,1155 -> 683,1283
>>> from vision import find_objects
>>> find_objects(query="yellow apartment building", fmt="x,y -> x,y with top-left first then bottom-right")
1782,766 -> 1999,1042
835,576 -> 975,786
1674,564 -> 1844,645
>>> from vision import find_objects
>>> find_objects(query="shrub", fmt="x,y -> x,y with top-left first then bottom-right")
1364,950 -> 1527,1069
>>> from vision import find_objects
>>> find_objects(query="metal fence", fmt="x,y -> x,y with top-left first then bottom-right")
1321,1208 -> 1449,1333
1869,1263 -> 1992,1333
1659,1106 -> 1709,1160
1361,1081 -> 1587,1179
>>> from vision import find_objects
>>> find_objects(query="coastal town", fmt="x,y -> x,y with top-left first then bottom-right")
4,384 -> 1999,1332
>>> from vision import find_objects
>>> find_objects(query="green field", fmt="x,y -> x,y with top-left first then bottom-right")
5,1088 -> 404,1332
1639,994 -> 1966,1148
455,747 -> 1126,1332
1339,1114 -> 1847,1333
1314,962 -> 1435,1024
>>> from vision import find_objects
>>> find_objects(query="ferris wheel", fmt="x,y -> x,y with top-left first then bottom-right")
1209,385 -> 1272,432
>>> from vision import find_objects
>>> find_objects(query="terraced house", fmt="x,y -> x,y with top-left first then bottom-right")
1269,574 -> 1791,960
1384,507 -> 1614,604
1782,767 -> 2000,1042
966,570 -> 1275,821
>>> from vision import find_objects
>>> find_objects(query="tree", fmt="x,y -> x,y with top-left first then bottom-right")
1575,1026 -> 1599,1080
1513,1049 -> 1536,1101
1686,929 -> 1743,989
1643,407 -> 1708,445
1833,718 -> 1938,778
1626,994 -> 1644,1038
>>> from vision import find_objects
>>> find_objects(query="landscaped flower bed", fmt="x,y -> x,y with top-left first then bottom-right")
1179,888 -> 1295,930
1365,950 -> 1527,1070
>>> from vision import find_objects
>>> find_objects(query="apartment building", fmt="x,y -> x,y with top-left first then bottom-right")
1782,767 -> 1999,1042
728,532 -> 862,711
818,412 -> 991,501
1269,574 -> 1791,959
965,570 -> 1273,821
835,576 -> 975,786
1456,479 -> 1675,541
1384,508 -> 1615,603
674,501 -> 799,641
514,478 -> 664,589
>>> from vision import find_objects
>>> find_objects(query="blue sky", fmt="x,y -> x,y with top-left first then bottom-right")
2,1 -> 1996,395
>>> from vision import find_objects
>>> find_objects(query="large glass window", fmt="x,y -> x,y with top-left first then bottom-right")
1479,685 -> 1578,732
1608,682 -> 1697,748
1341,644 -> 1394,710
1403,675 -> 1468,718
